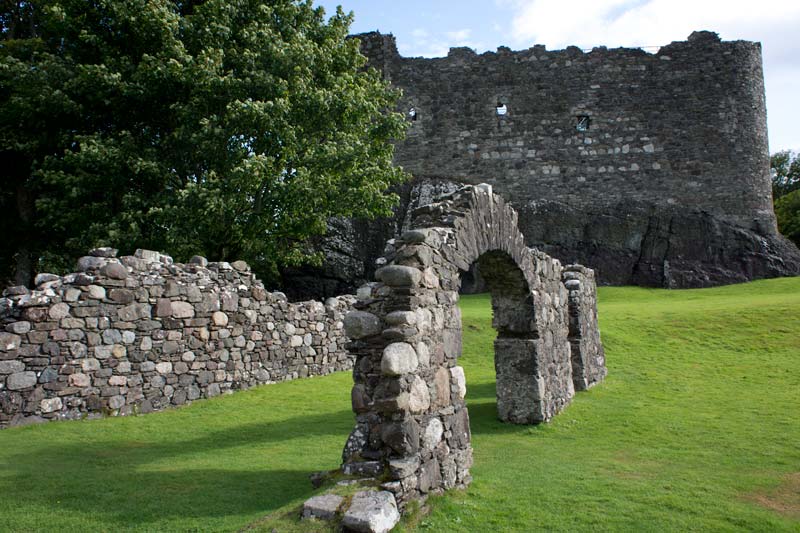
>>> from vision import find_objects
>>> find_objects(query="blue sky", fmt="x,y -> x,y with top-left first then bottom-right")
316,0 -> 800,153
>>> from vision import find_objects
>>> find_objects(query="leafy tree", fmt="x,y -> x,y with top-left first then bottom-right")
0,0 -> 408,286
770,150 -> 800,247
770,150 -> 800,200
774,189 -> 800,247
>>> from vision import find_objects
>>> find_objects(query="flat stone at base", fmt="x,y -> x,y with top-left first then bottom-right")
302,493 -> 344,520
342,491 -> 400,533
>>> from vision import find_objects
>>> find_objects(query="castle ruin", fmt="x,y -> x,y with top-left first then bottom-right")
283,30 -> 800,299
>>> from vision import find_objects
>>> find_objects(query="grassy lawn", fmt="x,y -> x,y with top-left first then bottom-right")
1,278 -> 799,531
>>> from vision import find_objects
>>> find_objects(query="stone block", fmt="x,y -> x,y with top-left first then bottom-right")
108,395 -> 125,409
82,358 -> 101,372
0,333 -> 22,352
450,366 -> 467,399
302,493 -> 344,521
381,419 -> 420,455
388,456 -> 420,479
86,285 -> 106,300
48,303 -> 71,320
109,375 -> 127,386
171,302 -> 194,319
100,263 -> 128,280
341,491 -> 400,533
118,303 -> 151,322
6,321 -> 31,335
6,371 -> 37,390
212,311 -> 229,327
76,256 -> 107,271
69,373 -> 91,387
343,311 -> 381,339
381,342 -> 418,376
40,397 -> 62,413
90,247 -> 118,258
342,461 -> 384,476
375,265 -> 422,287
0,360 -> 24,374
408,375 -> 431,413
422,417 -> 444,450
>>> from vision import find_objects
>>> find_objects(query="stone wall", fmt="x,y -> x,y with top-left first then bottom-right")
563,265 -> 606,391
339,184 -> 605,507
0,248 -> 353,428
284,30 -> 800,294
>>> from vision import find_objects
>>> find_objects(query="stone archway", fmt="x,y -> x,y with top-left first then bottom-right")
341,184 -> 605,506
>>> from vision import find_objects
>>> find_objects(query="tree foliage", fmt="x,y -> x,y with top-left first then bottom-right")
0,0 -> 408,286
770,150 -> 800,200
774,189 -> 800,247
770,150 -> 800,247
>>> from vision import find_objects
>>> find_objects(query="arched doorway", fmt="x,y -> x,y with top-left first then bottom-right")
341,184 -> 605,506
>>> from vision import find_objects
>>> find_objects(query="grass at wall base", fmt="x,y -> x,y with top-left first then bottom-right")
0,278 -> 798,531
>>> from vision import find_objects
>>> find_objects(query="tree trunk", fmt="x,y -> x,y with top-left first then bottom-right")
14,182 -> 35,287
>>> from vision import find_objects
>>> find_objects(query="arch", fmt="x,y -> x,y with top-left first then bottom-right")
341,184 -> 605,506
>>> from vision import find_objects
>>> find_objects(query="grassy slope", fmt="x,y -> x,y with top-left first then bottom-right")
0,279 -> 798,531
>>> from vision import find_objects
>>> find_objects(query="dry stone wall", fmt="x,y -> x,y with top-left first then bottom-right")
0,248 -> 354,428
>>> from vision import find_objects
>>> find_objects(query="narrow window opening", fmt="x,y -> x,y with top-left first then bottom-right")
408,107 -> 417,121
495,102 -> 508,116
576,115 -> 590,132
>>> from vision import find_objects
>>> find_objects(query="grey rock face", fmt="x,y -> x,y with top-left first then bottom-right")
341,491 -> 400,533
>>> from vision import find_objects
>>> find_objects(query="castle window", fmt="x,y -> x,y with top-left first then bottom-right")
576,115 -> 590,132
408,107 -> 417,121
495,102 -> 508,116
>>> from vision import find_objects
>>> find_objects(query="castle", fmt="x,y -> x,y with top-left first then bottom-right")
282,30 -> 800,299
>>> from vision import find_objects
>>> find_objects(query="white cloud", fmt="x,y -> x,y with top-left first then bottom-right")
503,0 -> 800,150
401,27 -> 484,58
507,0 -> 800,50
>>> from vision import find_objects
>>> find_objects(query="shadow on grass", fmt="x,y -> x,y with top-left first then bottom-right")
1,410 -> 354,527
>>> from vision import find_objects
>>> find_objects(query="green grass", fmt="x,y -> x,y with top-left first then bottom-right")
1,278 -> 799,531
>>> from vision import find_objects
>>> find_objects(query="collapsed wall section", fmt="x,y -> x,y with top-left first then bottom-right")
0,248 -> 353,428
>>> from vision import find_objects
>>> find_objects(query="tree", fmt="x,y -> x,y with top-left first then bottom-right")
770,150 -> 800,200
0,0 -> 408,287
774,189 -> 800,247
770,150 -> 800,247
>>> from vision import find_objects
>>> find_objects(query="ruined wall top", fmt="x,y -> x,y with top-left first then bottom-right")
354,30 -> 774,234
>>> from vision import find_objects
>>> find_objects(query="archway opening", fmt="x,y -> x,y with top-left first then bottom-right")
458,250 -> 542,424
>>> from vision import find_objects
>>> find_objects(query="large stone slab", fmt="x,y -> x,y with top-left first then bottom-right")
341,491 -> 400,533
302,493 -> 344,521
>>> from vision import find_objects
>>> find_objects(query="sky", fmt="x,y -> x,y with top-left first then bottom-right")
315,0 -> 800,153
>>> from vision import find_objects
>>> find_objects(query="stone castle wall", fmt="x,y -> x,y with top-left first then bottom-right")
359,30 -> 773,231
0,248 -> 353,428
283,31 -> 800,296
